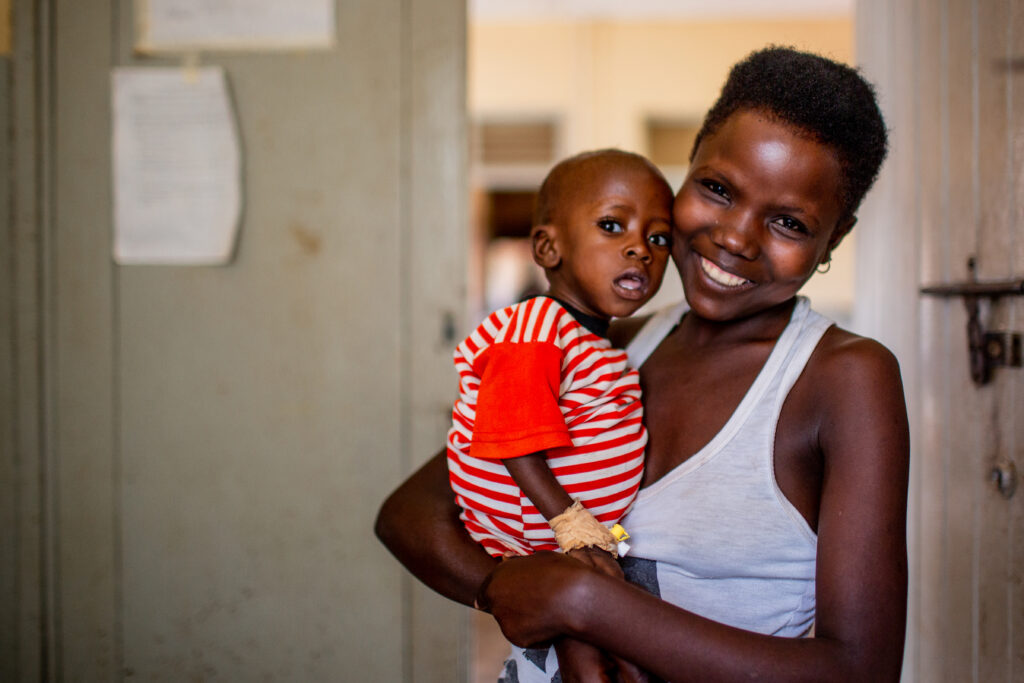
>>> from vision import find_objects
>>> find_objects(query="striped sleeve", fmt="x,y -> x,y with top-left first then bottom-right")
468,298 -> 573,460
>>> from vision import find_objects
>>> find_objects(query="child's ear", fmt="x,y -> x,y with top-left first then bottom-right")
531,225 -> 561,269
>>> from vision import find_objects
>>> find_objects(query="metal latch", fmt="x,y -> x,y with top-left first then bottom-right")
920,257 -> 1024,386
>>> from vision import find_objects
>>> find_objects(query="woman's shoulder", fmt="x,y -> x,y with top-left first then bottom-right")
806,324 -> 904,402
816,324 -> 901,370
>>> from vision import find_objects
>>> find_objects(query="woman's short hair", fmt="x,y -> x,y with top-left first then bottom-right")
692,46 -> 889,220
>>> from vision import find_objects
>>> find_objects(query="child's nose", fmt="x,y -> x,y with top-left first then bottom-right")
625,240 -> 652,263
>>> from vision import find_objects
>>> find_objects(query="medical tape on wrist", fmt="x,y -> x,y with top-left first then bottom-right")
549,499 -> 628,558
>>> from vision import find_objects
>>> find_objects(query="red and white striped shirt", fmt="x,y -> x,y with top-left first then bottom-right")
446,296 -> 646,557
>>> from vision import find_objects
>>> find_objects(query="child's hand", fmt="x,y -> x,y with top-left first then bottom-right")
566,547 -> 623,579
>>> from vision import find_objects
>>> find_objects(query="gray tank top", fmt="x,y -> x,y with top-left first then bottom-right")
498,297 -> 831,682
621,295 -> 831,638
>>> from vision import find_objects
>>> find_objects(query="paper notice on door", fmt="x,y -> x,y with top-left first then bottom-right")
112,66 -> 241,265
135,0 -> 335,52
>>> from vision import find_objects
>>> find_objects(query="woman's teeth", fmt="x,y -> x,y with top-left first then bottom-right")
700,257 -> 748,287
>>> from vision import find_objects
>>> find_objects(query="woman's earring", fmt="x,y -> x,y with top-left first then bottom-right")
816,256 -> 832,274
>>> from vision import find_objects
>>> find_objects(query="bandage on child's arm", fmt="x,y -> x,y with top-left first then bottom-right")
503,453 -> 629,558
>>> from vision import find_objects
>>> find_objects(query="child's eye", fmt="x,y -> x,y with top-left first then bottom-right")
648,233 -> 671,248
597,219 -> 624,233
700,179 -> 729,199
773,216 -> 808,235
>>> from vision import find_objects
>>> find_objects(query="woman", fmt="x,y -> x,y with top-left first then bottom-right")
376,47 -> 909,682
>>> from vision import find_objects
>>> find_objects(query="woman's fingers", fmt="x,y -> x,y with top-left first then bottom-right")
482,552 -> 597,646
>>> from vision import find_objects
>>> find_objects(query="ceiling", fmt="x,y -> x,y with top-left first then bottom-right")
470,0 -> 853,21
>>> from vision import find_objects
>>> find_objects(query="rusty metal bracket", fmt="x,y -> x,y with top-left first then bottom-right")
920,257 -> 1024,386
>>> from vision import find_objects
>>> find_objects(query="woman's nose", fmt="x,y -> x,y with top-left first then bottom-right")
711,211 -> 760,259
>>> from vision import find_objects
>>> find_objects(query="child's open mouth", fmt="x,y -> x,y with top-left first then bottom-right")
613,272 -> 649,299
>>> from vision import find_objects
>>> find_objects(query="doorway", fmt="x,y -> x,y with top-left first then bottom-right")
465,2 -> 856,679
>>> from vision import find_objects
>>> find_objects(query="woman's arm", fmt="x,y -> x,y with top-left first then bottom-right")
376,450 -> 642,682
374,449 -> 496,606
479,337 -> 910,682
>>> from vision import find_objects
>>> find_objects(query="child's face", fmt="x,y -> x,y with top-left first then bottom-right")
541,162 -> 674,320
672,110 -> 854,323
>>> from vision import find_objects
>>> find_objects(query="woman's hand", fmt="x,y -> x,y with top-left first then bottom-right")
477,551 -> 598,646
566,547 -> 623,579
558,550 -> 649,682
481,552 -> 650,682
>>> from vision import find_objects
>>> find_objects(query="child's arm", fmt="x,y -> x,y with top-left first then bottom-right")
503,453 -> 622,575
502,452 -> 573,519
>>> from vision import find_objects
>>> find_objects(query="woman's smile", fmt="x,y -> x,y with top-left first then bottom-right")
698,255 -> 750,288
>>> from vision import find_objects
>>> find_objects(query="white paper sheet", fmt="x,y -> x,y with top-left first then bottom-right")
112,66 -> 241,265
135,0 -> 335,52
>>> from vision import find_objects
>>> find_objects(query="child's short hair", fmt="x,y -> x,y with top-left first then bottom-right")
533,149 -> 670,227
692,46 -> 888,220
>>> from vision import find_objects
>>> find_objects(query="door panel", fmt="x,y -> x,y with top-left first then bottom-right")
975,2 -> 1014,681
857,1 -> 1023,681
42,0 -> 466,680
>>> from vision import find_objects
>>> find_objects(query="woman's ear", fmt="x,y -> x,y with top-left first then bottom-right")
531,225 -> 561,269
826,215 -> 857,255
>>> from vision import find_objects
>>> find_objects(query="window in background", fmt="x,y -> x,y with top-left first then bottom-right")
469,119 -> 558,321
646,117 -> 701,167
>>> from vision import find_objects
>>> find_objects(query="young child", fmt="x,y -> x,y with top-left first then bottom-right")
446,149 -> 673,579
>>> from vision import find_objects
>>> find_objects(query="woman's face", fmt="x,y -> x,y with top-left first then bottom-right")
672,110 -> 854,322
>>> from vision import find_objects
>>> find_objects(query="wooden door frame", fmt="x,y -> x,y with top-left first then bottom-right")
2,0 -> 57,680
854,3 -> 922,681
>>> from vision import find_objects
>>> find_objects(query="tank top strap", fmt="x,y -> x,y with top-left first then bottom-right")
626,300 -> 688,368
772,300 -> 835,404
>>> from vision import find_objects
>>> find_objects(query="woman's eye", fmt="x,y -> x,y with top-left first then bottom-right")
597,219 -> 624,233
774,216 -> 808,235
648,233 -> 671,248
700,179 -> 729,199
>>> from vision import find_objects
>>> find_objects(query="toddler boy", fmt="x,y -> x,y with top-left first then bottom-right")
446,149 -> 673,575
